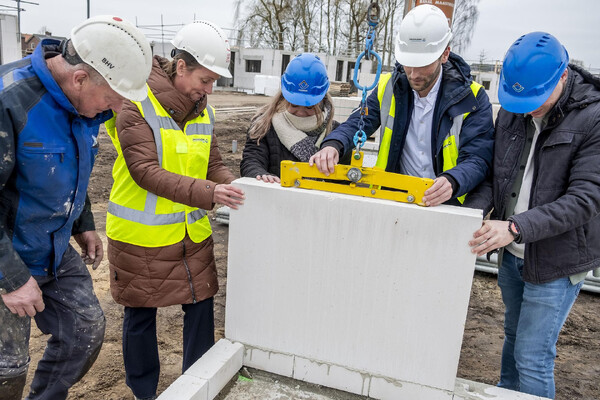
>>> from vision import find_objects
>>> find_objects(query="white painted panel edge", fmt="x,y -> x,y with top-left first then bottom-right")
157,375 -> 208,400
184,339 -> 243,399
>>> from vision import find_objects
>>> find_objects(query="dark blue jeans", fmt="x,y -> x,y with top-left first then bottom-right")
497,251 -> 583,399
122,297 -> 215,399
0,245 -> 105,400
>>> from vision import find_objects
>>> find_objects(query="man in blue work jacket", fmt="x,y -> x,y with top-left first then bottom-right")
310,4 -> 494,206
0,16 -> 152,400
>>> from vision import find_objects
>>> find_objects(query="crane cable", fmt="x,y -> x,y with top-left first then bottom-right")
351,2 -> 382,159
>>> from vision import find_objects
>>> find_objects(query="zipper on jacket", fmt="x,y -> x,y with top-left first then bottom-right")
181,241 -> 198,304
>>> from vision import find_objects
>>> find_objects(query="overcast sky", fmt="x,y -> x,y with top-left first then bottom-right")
12,0 -> 600,68
461,0 -> 599,68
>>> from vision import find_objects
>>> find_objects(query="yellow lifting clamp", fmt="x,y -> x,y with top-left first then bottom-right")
280,151 -> 434,206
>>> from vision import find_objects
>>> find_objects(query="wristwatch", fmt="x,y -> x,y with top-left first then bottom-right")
507,218 -> 521,243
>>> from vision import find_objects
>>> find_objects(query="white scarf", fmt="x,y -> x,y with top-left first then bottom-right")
271,103 -> 331,162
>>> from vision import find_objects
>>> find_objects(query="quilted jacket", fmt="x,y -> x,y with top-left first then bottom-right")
108,56 -> 235,307
465,66 -> 600,283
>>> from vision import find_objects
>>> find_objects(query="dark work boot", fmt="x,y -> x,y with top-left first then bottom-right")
0,373 -> 27,400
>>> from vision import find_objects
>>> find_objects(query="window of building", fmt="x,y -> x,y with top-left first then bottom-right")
346,61 -> 356,83
336,60 -> 344,81
246,60 -> 261,73
482,80 -> 491,90
281,54 -> 290,75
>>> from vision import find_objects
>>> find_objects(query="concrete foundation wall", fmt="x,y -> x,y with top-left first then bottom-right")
0,14 -> 20,65
225,178 -> 483,395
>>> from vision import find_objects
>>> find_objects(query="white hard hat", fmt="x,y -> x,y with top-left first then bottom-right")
70,15 -> 152,101
171,20 -> 232,78
394,5 -> 452,67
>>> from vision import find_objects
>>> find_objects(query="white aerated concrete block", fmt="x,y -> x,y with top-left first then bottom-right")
243,346 -> 294,377
453,379 -> 551,400
293,356 -> 370,395
226,178 -> 482,396
254,75 -> 280,96
157,375 -> 208,400
331,96 -> 361,122
184,339 -> 244,399
370,375 -> 453,400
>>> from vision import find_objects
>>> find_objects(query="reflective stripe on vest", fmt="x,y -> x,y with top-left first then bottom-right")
105,85 -> 214,247
375,73 -> 395,170
441,81 -> 483,203
376,74 -> 483,203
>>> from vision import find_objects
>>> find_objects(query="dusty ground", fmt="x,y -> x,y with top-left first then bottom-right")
24,92 -> 600,400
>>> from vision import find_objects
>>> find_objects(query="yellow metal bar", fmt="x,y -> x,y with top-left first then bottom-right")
280,152 -> 434,206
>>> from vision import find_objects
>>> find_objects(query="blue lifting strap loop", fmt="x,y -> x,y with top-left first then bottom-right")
352,1 -> 381,153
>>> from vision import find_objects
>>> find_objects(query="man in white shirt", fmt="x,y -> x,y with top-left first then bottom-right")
310,4 -> 494,206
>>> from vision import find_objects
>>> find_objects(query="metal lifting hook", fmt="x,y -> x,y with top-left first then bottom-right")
365,2 -> 381,61
367,2 -> 380,25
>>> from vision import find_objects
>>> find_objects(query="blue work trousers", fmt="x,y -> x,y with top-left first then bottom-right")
0,245 -> 105,400
497,251 -> 583,399
122,297 -> 215,399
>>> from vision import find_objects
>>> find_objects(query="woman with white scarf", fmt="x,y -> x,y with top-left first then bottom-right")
241,53 -> 347,182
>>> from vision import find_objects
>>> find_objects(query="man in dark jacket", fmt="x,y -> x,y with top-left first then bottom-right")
310,4 -> 494,206
466,32 -> 600,399
0,16 -> 152,400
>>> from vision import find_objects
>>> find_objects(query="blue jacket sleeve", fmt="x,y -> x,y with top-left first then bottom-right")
321,86 -> 383,157
0,102 -> 32,293
442,87 -> 495,197
462,177 -> 493,214
462,114 -> 499,214
71,194 -> 96,235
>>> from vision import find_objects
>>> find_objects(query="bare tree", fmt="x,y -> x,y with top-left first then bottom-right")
478,49 -> 486,64
233,0 -> 245,48
242,0 -> 292,50
37,25 -> 50,35
451,0 -> 481,55
286,14 -> 302,51
235,0 -> 480,60
377,0 -> 404,70
316,0 -> 345,55
346,0 -> 370,54
297,0 -> 319,51
331,0 -> 343,54
318,0 -> 324,51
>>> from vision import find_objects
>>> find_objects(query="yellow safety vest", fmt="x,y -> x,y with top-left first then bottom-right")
375,73 -> 483,203
105,86 -> 214,247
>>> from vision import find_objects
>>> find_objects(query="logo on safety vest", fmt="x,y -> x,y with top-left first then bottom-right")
512,82 -> 525,93
299,80 -> 309,91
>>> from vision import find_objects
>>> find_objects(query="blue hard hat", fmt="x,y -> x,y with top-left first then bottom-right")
281,53 -> 330,107
498,32 -> 569,113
